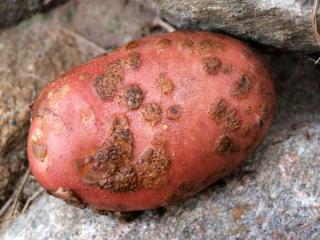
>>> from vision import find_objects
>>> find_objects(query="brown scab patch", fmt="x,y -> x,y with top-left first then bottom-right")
215,136 -> 235,155
157,73 -> 174,95
224,108 -> 240,132
209,98 -> 228,123
104,166 -> 138,192
202,57 -> 221,75
222,64 -> 233,74
156,38 -> 172,49
142,102 -> 162,126
94,60 -> 123,100
81,116 -> 138,193
180,39 -> 194,49
124,51 -> 141,70
230,75 -> 252,98
32,143 -> 47,159
136,146 -> 170,189
125,40 -> 139,50
196,39 -> 223,54
49,187 -> 86,209
167,105 -> 182,120
123,85 -> 144,110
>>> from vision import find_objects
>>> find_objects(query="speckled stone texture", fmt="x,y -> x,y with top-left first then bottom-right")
1,53 -> 319,239
145,0 -> 320,52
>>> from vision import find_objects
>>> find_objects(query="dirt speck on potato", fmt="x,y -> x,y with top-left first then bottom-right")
202,57 -> 221,75
125,40 -> 139,50
124,52 -> 141,70
167,105 -> 182,120
32,143 -> 47,159
156,38 -> 172,49
49,187 -> 87,209
215,136 -> 235,155
142,102 -> 162,126
157,73 -> 174,95
230,75 -> 252,98
124,85 -> 144,110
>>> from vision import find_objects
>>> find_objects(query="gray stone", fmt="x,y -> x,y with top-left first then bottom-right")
1,53 -> 319,239
145,0 -> 320,52
49,0 -> 157,49
0,0 -> 67,28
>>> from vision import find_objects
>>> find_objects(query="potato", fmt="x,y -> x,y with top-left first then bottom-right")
28,31 -> 275,212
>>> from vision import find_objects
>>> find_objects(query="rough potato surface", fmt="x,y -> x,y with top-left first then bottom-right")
28,31 -> 275,211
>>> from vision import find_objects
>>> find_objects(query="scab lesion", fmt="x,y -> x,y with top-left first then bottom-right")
157,73 -> 174,95
230,75 -> 252,98
141,102 -> 162,126
123,84 -> 144,110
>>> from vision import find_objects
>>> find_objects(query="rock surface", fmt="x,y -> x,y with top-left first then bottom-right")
50,0 -> 157,49
1,53 -> 320,239
0,16 -> 104,205
0,0 -> 66,28
145,0 -> 320,52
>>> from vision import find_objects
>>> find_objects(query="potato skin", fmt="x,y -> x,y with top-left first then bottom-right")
27,31 -> 275,211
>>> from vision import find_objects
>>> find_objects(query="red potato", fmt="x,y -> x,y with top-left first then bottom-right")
28,31 -> 275,212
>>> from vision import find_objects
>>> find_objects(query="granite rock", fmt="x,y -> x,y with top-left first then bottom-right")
145,0 -> 320,52
1,53 -> 319,239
